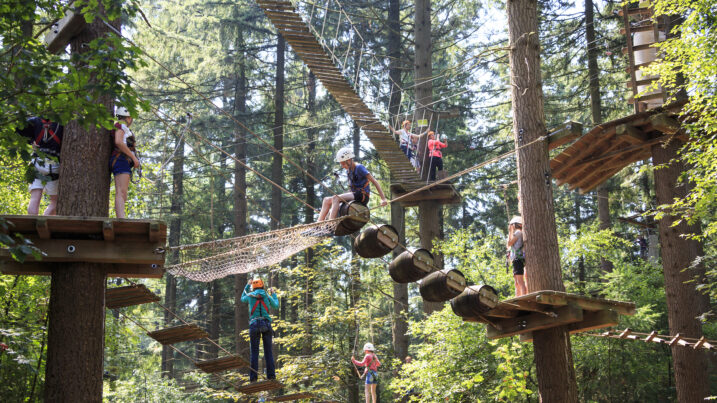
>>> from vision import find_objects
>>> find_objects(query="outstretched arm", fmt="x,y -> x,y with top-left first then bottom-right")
366,174 -> 387,206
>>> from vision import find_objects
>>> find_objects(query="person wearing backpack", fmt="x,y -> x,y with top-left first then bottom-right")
241,278 -> 279,382
110,106 -> 140,218
16,117 -> 64,215
507,215 -> 527,296
352,342 -> 381,403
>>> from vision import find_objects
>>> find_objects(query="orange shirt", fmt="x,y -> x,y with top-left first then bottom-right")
428,139 -> 447,158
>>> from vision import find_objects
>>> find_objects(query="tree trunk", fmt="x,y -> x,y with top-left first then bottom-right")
162,131 -> 184,377
585,0 -> 613,273
391,201 -> 408,361
506,0 -> 578,401
271,33 -> 285,233
233,25 -> 250,358
45,10 -> 117,402
303,70 -> 317,358
414,0 -> 433,177
348,247 -> 361,403
387,0 -> 402,124
651,141 -> 709,402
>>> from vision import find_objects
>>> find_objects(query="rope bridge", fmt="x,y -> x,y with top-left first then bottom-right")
165,218 -> 342,282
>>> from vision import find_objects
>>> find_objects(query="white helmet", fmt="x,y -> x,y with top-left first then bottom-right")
335,147 -> 355,163
509,216 -> 523,225
116,106 -> 131,118
363,342 -> 375,352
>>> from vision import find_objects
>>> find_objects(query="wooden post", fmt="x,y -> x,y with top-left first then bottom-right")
44,6 -> 118,401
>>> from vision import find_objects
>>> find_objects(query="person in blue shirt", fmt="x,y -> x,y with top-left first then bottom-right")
241,277 -> 279,382
317,147 -> 388,221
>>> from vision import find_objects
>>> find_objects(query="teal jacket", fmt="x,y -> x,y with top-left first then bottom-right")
241,284 -> 279,323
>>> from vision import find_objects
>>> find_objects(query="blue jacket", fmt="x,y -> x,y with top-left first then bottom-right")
240,284 -> 279,323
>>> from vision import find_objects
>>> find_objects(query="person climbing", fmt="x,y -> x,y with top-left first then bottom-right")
241,277 -> 279,382
351,342 -> 381,403
388,120 -> 420,160
426,131 -> 447,181
317,147 -> 388,222
507,215 -> 527,296
110,106 -> 140,219
15,117 -> 64,215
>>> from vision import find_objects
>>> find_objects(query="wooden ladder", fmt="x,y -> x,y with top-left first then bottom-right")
256,0 -> 423,190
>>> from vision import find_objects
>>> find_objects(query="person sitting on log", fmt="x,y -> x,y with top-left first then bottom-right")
241,277 -> 279,382
352,342 -> 381,403
317,147 -> 388,222
110,106 -> 140,218
15,116 -> 64,215
507,215 -> 527,297
427,131 -> 447,181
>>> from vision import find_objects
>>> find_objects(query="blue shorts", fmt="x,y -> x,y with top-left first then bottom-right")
110,153 -> 132,175
365,370 -> 378,385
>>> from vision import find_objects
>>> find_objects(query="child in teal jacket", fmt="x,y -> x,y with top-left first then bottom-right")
241,278 -> 279,382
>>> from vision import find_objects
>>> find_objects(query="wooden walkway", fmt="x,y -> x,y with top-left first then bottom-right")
256,0 -> 422,191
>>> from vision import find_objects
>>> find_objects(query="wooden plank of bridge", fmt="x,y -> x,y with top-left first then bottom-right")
237,379 -> 283,394
147,324 -> 209,345
106,284 -> 160,309
272,392 -> 315,401
195,355 -> 250,373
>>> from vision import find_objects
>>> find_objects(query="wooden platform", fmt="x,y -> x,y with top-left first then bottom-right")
147,324 -> 209,345
464,291 -> 635,341
389,182 -> 461,207
550,102 -> 686,193
0,215 -> 166,278
106,284 -> 160,309
237,379 -> 283,394
195,355 -> 249,373
272,392 -> 314,401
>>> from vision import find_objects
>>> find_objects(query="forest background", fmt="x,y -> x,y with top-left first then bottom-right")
0,0 -> 715,401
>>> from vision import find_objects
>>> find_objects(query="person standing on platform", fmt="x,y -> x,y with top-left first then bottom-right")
317,147 -> 388,222
507,216 -> 527,296
389,120 -> 420,160
241,278 -> 279,382
352,342 -> 381,403
427,131 -> 447,181
16,117 -> 64,215
110,106 -> 140,218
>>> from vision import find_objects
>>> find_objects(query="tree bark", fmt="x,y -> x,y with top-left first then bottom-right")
391,201 -> 409,361
506,0 -> 578,401
387,0 -> 402,124
162,131 -> 184,377
302,70 -> 317,358
233,25 -> 250,358
414,0 -> 433,177
651,141 -> 709,402
271,33 -> 285,233
45,9 -> 117,402
585,0 -> 613,273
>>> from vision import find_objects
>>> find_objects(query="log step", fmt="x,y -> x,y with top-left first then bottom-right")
272,392 -> 315,401
237,379 -> 284,394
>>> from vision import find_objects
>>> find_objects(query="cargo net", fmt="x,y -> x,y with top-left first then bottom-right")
165,218 -> 342,282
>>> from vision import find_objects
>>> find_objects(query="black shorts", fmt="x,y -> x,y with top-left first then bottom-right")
353,191 -> 369,205
512,259 -> 525,276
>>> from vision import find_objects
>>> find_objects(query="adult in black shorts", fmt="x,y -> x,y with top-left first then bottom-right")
507,216 -> 526,296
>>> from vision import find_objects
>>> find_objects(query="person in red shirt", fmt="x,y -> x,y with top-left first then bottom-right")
427,131 -> 447,181
351,342 -> 381,403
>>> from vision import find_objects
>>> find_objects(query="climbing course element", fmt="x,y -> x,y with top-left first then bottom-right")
583,329 -> 715,350
106,284 -> 160,309
334,201 -> 370,236
195,355 -> 250,373
388,249 -> 435,283
237,379 -> 284,394
419,268 -> 466,302
272,392 -> 315,401
255,0 -> 423,190
459,291 -> 635,341
166,219 -> 343,282
451,285 -> 499,319
353,224 -> 399,258
147,324 -> 210,345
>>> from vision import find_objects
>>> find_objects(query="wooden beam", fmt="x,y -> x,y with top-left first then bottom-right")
649,113 -> 681,135
44,5 -> 87,54
1,261 -> 163,278
102,220 -> 115,241
486,304 -> 584,339
534,292 -> 636,315
615,124 -> 648,144
0,238 -> 165,265
36,218 -> 51,240
547,121 -> 583,150
519,309 -> 620,342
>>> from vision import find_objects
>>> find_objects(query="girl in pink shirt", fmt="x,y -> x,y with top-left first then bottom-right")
427,131 -> 447,181
351,342 -> 381,403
